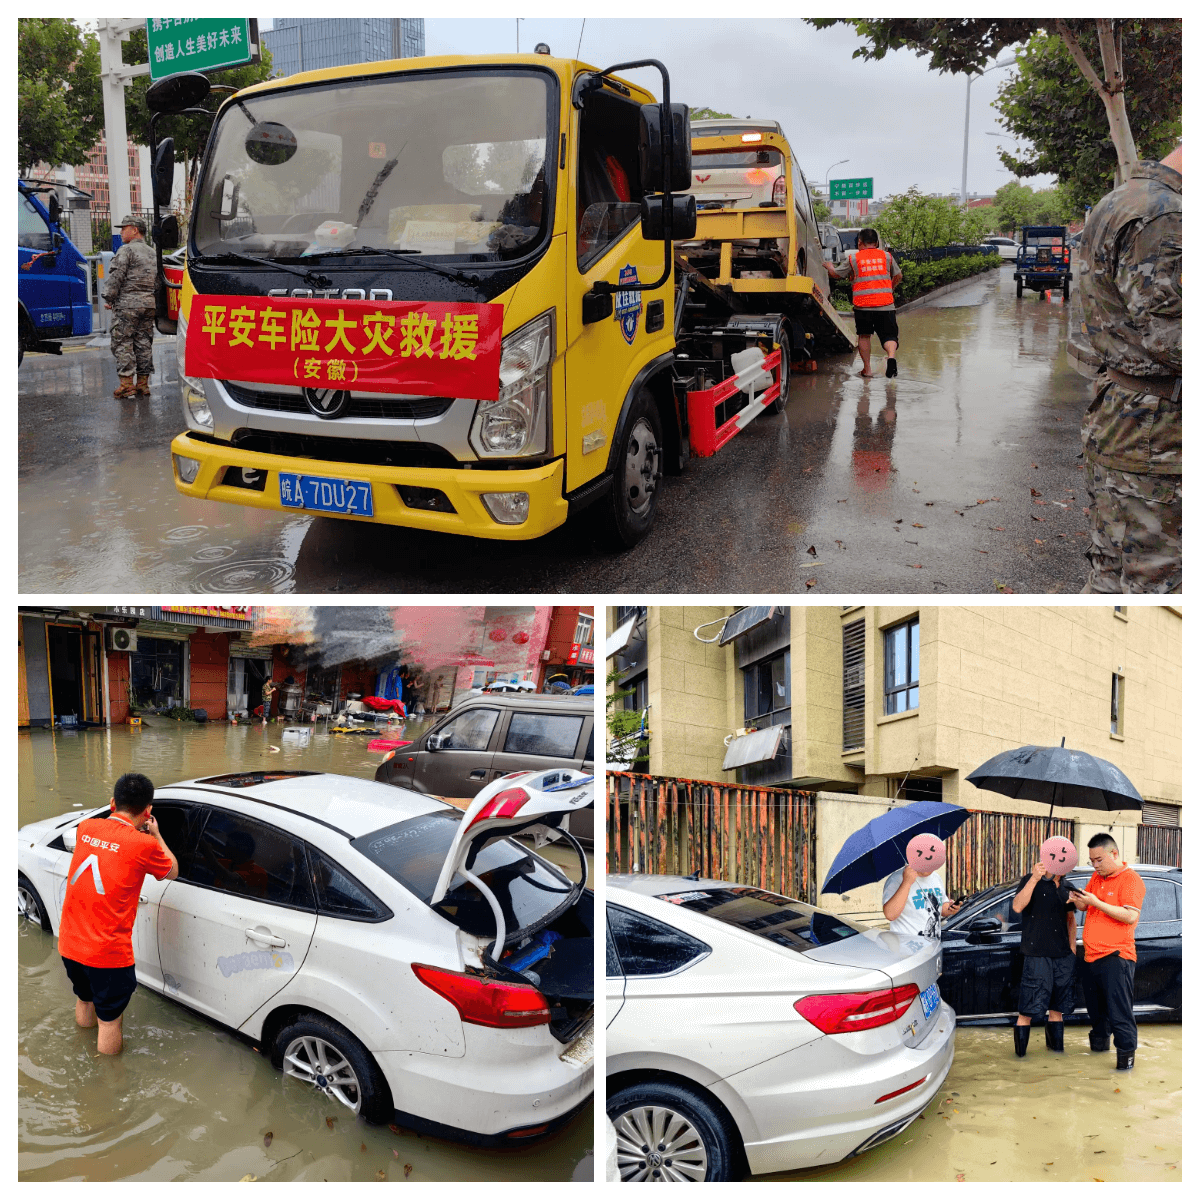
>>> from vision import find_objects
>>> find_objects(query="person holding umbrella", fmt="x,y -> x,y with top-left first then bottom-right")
1010,836 -> 1079,1057
881,834 -> 962,942
1071,833 -> 1145,1070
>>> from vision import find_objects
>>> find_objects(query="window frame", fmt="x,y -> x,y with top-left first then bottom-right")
430,703 -> 501,752
573,613 -> 594,646
501,710 -> 585,759
883,617 -> 920,715
607,901 -> 711,978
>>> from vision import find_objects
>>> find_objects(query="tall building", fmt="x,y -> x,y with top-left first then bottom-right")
263,18 -> 425,78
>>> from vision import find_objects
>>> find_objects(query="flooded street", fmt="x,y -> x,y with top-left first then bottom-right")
760,1025 -> 1181,1183
18,724 -> 593,1182
20,268 -> 1091,593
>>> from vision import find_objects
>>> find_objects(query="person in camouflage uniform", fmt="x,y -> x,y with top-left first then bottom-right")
1076,147 -> 1181,594
104,215 -> 158,399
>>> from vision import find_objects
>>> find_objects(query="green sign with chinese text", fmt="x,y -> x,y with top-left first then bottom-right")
830,177 -> 874,201
146,18 -> 254,80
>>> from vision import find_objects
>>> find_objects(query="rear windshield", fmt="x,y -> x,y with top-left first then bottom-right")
1024,236 -> 1064,248
352,808 -> 575,937
691,148 -> 783,169
656,885 -> 867,952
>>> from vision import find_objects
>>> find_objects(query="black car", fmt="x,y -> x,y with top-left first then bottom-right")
939,864 -> 1180,1025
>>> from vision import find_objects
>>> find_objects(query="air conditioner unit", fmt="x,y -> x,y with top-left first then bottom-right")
107,627 -> 137,653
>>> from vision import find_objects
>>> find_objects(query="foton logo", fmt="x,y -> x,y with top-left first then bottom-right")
266,288 -> 394,301
695,174 -> 711,183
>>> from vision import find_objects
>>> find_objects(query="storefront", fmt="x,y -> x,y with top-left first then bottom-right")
540,607 -> 596,691
18,612 -> 105,728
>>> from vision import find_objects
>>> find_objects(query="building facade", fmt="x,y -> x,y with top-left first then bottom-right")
263,18 -> 425,77
540,607 -> 595,690
607,603 -> 1182,837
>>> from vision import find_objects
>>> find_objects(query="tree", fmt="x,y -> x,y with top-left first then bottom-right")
992,180 -> 1037,235
606,670 -> 649,770
689,107 -> 735,121
812,197 -> 832,223
993,25 -> 1180,212
806,19 -> 1180,186
873,187 -> 994,250
18,19 -> 103,175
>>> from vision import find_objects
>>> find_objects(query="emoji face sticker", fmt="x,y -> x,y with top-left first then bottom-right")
1040,836 -> 1078,876
906,833 -> 946,873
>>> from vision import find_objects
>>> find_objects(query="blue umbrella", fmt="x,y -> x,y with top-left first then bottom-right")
821,800 -> 971,895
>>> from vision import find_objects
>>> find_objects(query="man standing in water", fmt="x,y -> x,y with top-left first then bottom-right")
825,227 -> 904,378
1010,837 -> 1078,1057
882,833 -> 962,941
57,773 -> 178,1054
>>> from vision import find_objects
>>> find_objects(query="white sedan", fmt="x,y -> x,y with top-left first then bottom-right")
983,236 -> 1019,260
606,875 -> 955,1180
18,769 -> 595,1144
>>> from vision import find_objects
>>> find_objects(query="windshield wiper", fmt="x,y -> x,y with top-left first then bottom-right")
315,245 -> 483,286
195,250 -> 331,289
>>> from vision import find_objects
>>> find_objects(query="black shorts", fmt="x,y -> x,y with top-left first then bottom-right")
62,957 -> 138,1022
853,308 -> 900,346
1018,954 -> 1076,1019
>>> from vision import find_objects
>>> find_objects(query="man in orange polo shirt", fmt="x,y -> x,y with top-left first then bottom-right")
58,773 -> 178,1055
1070,832 -> 1145,1070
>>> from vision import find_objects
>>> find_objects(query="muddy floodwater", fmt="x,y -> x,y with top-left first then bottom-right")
18,724 -> 593,1182
760,1025 -> 1181,1183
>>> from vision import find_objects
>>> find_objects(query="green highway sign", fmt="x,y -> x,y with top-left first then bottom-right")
830,177 -> 874,201
146,18 -> 256,80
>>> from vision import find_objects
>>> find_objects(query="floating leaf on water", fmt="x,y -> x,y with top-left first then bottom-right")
805,578 -> 817,589
908,563 -> 924,569
393,1150 -> 399,1158
990,526 -> 1005,531
1114,1088 -> 1121,1093
326,1117 -> 336,1129
1030,488 -> 1043,497
361,1143 -> 367,1152
239,1176 -> 257,1183
806,545 -> 817,556
263,1132 -> 273,1148
376,1171 -> 387,1181
956,1174 -> 965,1182
912,522 -> 925,528
388,1124 -> 404,1136
925,501 -> 934,506
404,1164 -> 413,1178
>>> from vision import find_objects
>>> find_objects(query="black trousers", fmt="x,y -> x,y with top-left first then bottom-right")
1081,951 -> 1137,1051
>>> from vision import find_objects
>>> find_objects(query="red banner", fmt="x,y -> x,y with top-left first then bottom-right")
567,644 -> 595,665
184,294 -> 503,401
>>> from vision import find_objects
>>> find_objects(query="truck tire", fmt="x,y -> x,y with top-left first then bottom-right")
765,330 -> 792,415
1016,277 -> 1024,298
19,310 -> 33,367
594,388 -> 663,551
1062,277 -> 1070,301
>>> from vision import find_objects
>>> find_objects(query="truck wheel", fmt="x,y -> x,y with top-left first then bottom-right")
765,330 -> 792,415
1062,278 -> 1070,301
18,311 -> 33,367
595,389 -> 663,551
1016,278 -> 1024,298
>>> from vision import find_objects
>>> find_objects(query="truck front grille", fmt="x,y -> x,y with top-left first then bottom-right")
229,428 -> 461,470
224,382 -> 455,422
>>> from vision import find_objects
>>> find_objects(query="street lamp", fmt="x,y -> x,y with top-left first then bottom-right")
826,158 -> 849,220
960,57 -> 1016,207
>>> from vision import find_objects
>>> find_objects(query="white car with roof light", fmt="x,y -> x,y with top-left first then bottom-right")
606,874 -> 955,1180
18,768 -> 594,1144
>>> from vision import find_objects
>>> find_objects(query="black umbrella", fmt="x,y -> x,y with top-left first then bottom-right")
965,739 -> 1143,820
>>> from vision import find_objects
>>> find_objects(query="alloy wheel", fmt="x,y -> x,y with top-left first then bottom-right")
623,417 -> 661,518
18,884 -> 40,922
613,1104 -> 708,1181
282,1035 -> 363,1113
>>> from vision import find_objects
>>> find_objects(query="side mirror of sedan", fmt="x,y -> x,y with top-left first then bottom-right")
968,917 -> 1002,933
426,732 -> 445,751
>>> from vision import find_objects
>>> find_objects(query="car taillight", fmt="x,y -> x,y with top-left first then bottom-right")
412,964 -> 551,1028
772,175 -> 787,206
466,786 -> 529,830
794,984 -> 920,1034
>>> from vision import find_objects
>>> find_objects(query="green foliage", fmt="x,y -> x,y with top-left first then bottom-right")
992,180 -> 1037,235
690,107 -> 735,121
122,28 -> 275,162
812,198 -> 832,223
606,670 -> 649,770
167,706 -> 195,722
18,19 -> 104,174
994,24 -> 1181,211
873,187 -> 994,252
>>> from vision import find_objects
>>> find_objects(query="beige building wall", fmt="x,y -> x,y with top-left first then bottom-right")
607,605 -> 1181,830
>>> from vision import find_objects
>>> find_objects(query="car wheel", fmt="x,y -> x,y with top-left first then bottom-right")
608,1080 -> 739,1182
595,388 -> 663,551
274,1013 -> 393,1124
18,872 -> 51,931
766,329 -> 792,415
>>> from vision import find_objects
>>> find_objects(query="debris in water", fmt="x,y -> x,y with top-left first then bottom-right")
361,1143 -> 367,1152
326,1117 -> 336,1129
404,1164 -> 413,1178
908,563 -> 924,569
912,522 -> 925,528
263,1132 -> 273,1148
376,1170 -> 387,1181
239,1176 -> 257,1183
925,501 -> 935,507
990,526 -> 1005,531
805,578 -> 817,589
1030,488 -> 1043,497
806,545 -> 817,556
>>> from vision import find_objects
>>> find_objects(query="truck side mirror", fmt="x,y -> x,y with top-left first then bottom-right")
47,192 -> 62,225
638,102 -> 692,193
640,193 -> 696,242
153,138 -> 176,208
157,214 -> 180,252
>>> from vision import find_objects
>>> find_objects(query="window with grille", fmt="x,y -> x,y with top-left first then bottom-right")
1110,673 -> 1124,735
884,618 -> 919,714
842,619 -> 865,751
574,613 -> 594,645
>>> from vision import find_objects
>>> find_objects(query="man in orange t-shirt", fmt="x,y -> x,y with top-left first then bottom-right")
58,773 -> 178,1054
1070,832 -> 1145,1070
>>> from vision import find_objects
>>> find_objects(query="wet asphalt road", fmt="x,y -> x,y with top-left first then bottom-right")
19,269 -> 1093,593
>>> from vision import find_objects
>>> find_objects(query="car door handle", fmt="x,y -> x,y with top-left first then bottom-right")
468,769 -> 488,779
244,928 -> 286,948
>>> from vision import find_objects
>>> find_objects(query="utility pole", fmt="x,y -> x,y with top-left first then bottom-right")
97,18 -> 151,251
960,57 -> 1016,208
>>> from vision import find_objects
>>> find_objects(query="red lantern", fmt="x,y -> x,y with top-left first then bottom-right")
512,631 -> 529,644
488,627 -> 507,642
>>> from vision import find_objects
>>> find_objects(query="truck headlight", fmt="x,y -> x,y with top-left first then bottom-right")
176,313 -> 213,430
469,310 -> 553,458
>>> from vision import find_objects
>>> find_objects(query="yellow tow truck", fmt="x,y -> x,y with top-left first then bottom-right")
145,54 -> 850,549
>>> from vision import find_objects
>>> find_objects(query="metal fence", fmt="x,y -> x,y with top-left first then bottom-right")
893,245 -> 998,264
943,811 -> 1076,898
90,209 -> 157,250
606,772 -> 816,902
1137,824 -> 1182,868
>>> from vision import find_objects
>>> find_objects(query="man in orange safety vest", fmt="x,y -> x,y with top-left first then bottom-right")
825,228 -> 904,378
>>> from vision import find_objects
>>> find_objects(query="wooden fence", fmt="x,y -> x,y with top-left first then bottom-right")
1137,824 -> 1182,868
943,811 -> 1076,899
606,772 -> 816,902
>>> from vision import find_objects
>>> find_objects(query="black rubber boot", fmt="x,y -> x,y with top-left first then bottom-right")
1013,1025 -> 1030,1057
1089,1031 -> 1111,1053
1115,1049 -> 1135,1071
885,357 -> 898,378
1045,1021 -> 1065,1052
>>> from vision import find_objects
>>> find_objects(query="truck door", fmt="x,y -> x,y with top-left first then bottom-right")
18,190 -> 69,328
563,86 -> 672,493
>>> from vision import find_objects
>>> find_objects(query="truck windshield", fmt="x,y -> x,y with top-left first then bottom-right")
194,69 -> 553,264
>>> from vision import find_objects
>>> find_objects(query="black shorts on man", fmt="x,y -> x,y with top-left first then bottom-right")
853,308 -> 900,346
62,956 -> 138,1021
1019,954 -> 1076,1019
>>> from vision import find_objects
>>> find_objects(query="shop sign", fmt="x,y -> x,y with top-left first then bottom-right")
567,643 -> 595,665
162,605 -> 254,623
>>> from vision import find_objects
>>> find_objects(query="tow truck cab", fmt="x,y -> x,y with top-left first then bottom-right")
1014,225 -> 1071,299
18,181 -> 92,363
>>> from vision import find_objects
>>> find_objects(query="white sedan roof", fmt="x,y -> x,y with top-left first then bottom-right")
162,772 -> 447,838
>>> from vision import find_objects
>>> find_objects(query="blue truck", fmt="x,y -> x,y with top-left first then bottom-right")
18,180 -> 93,365
1014,224 -> 1072,300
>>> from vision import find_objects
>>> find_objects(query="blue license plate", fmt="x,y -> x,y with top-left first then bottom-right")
279,473 -> 373,517
919,982 -> 940,1021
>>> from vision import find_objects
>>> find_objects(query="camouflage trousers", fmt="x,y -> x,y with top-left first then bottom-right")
1083,461 -> 1181,594
111,308 -> 155,377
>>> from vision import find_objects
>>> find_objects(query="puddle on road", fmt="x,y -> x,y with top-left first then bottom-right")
759,1025 -> 1181,1183
18,725 -> 593,1182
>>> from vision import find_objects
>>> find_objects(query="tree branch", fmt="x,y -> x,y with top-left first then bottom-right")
1055,19 -> 1104,95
